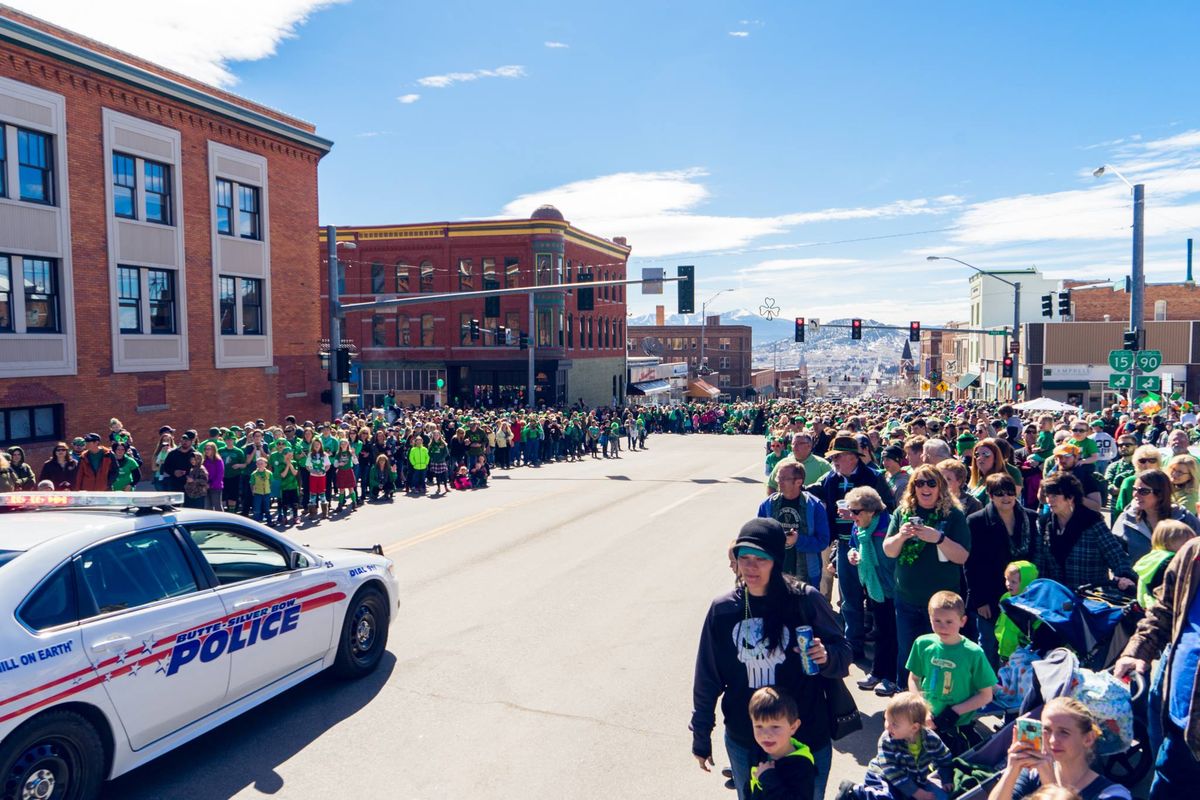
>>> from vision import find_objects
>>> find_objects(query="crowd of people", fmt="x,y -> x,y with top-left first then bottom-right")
693,395 -> 1200,800
0,397 -> 768,527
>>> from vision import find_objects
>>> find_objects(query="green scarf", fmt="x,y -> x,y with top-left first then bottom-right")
854,515 -> 886,603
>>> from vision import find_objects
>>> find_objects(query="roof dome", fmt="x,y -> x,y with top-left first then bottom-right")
531,204 -> 564,221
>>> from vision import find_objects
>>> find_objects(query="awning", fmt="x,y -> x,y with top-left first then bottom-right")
687,379 -> 720,398
629,379 -> 671,396
955,372 -> 980,390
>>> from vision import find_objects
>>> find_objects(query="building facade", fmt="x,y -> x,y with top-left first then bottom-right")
321,206 -> 630,410
0,9 -> 330,458
1065,280 -> 1200,324
627,314 -> 753,398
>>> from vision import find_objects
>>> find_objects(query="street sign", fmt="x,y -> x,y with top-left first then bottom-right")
641,267 -> 663,294
1135,375 -> 1162,392
1136,350 -> 1163,372
936,381 -> 949,392
1108,373 -> 1132,390
1108,349 -> 1135,371
1010,340 -> 1020,354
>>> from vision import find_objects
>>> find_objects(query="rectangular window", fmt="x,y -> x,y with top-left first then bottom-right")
458,259 -> 473,291
371,261 -> 385,293
240,278 -> 262,334
17,128 -> 52,204
117,266 -> 141,333
215,178 -> 233,235
0,403 -> 61,444
147,268 -> 175,334
23,258 -> 58,332
372,314 -> 389,347
420,262 -> 434,292
719,356 -> 730,369
219,276 -> 236,334
504,257 -> 520,288
566,315 -> 573,349
505,311 -> 520,346
484,313 -> 499,346
460,311 -> 472,346
537,309 -> 552,346
0,125 -> 6,198
421,313 -> 434,346
112,153 -> 137,219
0,255 -> 9,332
143,159 -> 171,224
238,185 -> 261,240
482,258 -> 497,289
396,263 -> 409,293
536,254 -> 553,286
398,315 -> 411,345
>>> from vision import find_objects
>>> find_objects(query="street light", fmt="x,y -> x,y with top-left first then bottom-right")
926,255 -> 1020,401
1094,164 -> 1145,402
697,288 -> 731,381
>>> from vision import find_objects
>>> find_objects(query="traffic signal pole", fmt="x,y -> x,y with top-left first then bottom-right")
1012,281 -> 1020,401
326,225 -> 343,420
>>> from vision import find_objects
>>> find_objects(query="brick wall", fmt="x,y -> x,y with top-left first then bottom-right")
1069,282 -> 1200,322
0,16 -> 326,463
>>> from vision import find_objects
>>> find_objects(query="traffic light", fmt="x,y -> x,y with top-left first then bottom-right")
909,321 -> 920,342
577,271 -> 594,311
1041,294 -> 1053,317
495,326 -> 504,345
851,318 -> 862,340
1124,329 -> 1139,351
677,265 -> 695,314
1058,290 -> 1071,317
519,331 -> 528,350
1015,382 -> 1026,394
794,317 -> 805,343
469,319 -> 480,341
334,347 -> 351,383
1002,356 -> 1014,378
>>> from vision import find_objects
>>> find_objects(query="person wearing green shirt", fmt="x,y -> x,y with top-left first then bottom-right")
766,433 -> 833,494
408,435 -> 430,495
1067,420 -> 1100,469
218,437 -> 245,512
609,420 -> 622,458
275,450 -> 301,526
1105,435 -> 1139,523
587,423 -> 601,458
427,431 -> 449,494
110,441 -> 140,491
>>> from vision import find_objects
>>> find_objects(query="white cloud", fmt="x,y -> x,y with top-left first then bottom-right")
497,168 -> 961,257
734,258 -> 860,275
417,65 -> 527,89
354,130 -> 393,138
4,0 -> 346,88
728,31 -> 750,37
396,93 -> 421,104
544,41 -> 569,48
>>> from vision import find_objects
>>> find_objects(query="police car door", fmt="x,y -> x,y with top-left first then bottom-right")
74,527 -> 230,751
182,523 -> 335,698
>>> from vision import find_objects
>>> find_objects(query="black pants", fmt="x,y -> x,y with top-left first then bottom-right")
869,598 -> 898,682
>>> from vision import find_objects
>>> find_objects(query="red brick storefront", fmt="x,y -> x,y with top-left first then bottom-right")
0,9 -> 330,462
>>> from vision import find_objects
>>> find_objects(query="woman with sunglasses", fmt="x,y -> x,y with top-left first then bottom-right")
37,441 -> 78,490
1112,445 -> 1164,516
1112,469 -> 1200,564
883,464 -> 970,685
969,439 -> 1020,507
966,473 -> 1037,669
1166,454 -> 1200,518
845,486 -> 900,697
1033,472 -> 1135,593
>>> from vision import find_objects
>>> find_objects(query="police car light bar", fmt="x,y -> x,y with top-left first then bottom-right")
0,491 -> 185,508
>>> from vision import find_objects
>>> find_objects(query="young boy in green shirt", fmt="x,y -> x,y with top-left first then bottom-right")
906,591 -> 997,756
275,450 -> 300,526
249,457 -> 274,525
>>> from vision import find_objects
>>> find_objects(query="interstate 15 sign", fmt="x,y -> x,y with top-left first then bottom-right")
1108,349 -> 1134,372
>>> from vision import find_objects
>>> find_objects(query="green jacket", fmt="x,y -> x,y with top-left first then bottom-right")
408,446 -> 430,470
996,560 -> 1039,659
1133,549 -> 1176,609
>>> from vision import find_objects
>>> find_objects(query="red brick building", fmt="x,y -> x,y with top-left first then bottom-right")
0,9 -> 330,461
627,314 -> 753,398
321,206 -> 631,409
1066,280 -> 1200,323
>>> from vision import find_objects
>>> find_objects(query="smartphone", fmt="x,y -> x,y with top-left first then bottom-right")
1016,718 -> 1044,752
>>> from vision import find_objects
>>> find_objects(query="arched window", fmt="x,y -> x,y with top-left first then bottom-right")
420,261 -> 434,292
395,261 -> 409,293
567,314 -> 574,348
371,261 -> 385,293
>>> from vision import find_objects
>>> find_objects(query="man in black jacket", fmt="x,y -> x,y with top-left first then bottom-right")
809,435 -> 896,661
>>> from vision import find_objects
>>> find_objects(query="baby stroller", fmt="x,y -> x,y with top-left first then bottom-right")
951,581 -> 1152,798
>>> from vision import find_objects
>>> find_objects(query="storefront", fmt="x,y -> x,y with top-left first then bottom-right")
1040,363 -> 1188,411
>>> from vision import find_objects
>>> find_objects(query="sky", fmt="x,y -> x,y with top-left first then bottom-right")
17,0 -> 1200,325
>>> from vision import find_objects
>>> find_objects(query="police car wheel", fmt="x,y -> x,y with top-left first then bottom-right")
0,710 -> 104,800
332,586 -> 388,678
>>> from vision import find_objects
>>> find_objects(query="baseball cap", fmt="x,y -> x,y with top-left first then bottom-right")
1053,443 -> 1082,458
83,433 -> 101,443
71,437 -> 86,446
158,425 -> 175,435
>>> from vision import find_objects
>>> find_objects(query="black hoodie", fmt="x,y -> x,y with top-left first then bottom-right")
690,579 -> 851,758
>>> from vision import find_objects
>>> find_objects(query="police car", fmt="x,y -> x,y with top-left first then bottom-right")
0,492 -> 398,800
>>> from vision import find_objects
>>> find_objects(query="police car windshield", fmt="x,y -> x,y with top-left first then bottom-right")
0,550 -> 21,569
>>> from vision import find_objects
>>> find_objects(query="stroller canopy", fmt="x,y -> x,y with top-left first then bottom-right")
1000,579 -> 1125,660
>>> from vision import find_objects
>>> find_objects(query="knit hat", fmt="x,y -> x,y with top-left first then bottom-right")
733,518 -> 785,564
956,432 -> 978,454
881,444 -> 905,463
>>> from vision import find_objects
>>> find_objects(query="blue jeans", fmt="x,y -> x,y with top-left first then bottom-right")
252,493 -> 272,524
836,539 -> 865,652
1151,719 -> 1200,799
724,732 -> 829,800
972,610 -> 999,671
895,597 -> 932,686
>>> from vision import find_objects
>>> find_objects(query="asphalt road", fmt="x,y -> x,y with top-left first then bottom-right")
105,433 -> 898,800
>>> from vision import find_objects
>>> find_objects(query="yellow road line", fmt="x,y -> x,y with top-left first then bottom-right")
383,507 -> 504,554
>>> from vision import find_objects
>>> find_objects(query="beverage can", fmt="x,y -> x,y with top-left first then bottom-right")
795,625 -> 818,675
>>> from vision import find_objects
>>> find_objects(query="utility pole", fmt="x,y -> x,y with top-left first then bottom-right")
325,224 -> 342,420
1129,182 -> 1146,406
527,290 -> 536,409
1012,281 -> 1020,401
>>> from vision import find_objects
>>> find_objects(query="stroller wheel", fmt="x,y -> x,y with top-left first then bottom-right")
1100,715 -> 1153,788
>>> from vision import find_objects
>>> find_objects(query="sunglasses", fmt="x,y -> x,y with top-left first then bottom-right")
1072,429 -> 1088,433
1133,486 -> 1156,496
988,489 -> 1016,498
912,478 -> 939,489
847,507 -> 865,514
54,447 -> 67,452
1136,458 -> 1158,464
